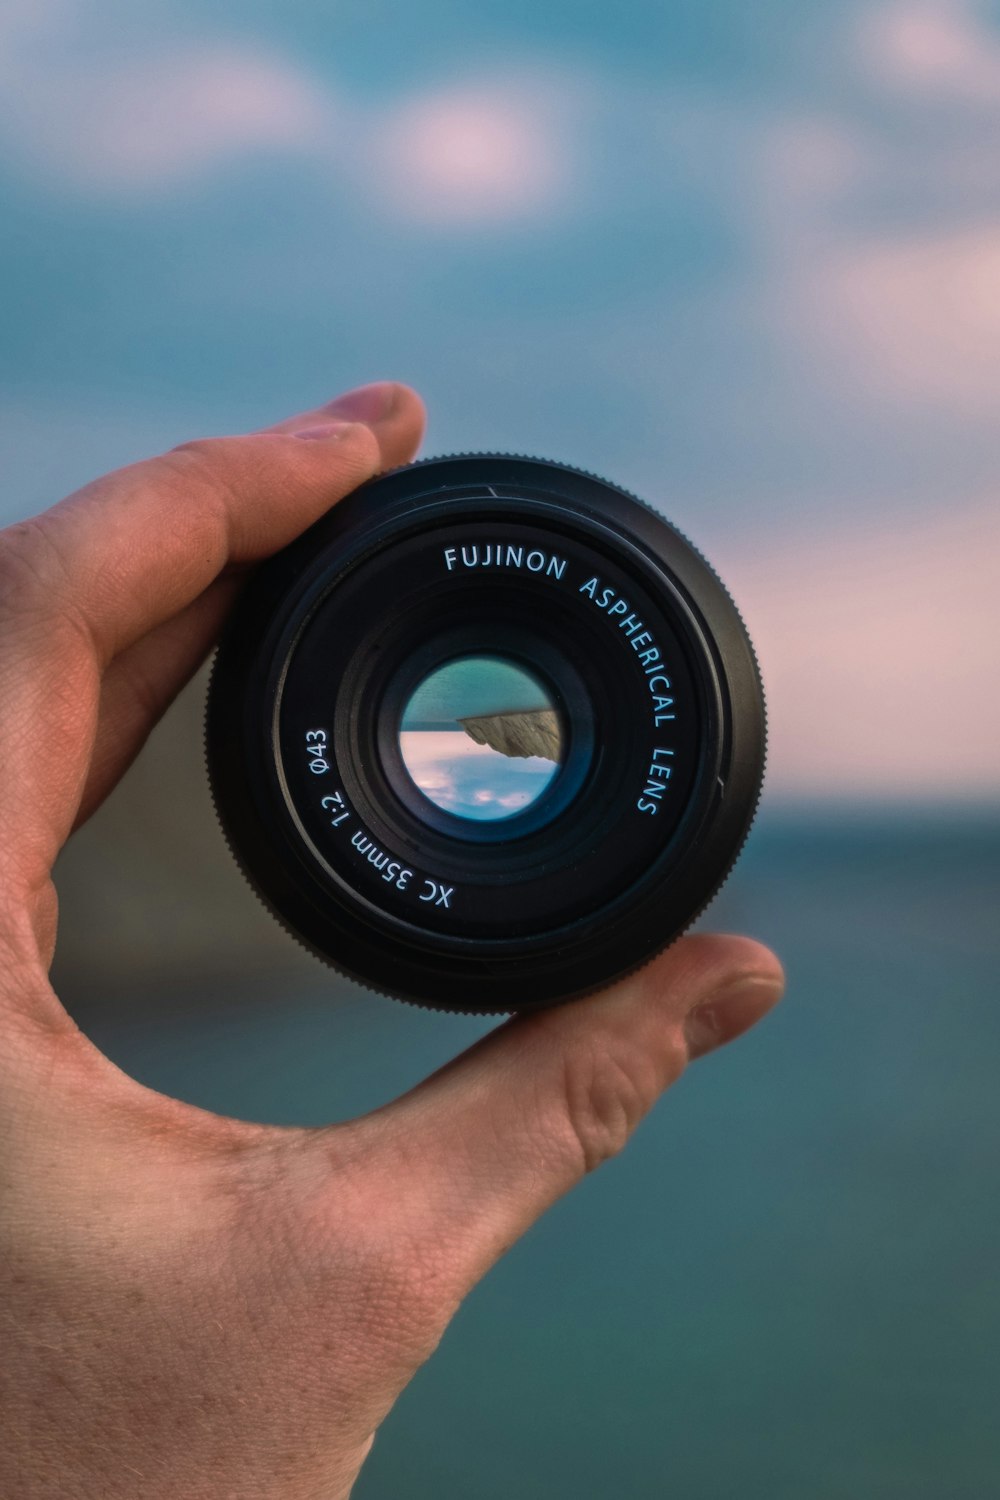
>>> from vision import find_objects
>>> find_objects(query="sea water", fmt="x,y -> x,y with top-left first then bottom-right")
69,809 -> 1000,1500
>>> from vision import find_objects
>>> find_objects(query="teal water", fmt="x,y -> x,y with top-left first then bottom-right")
68,811 -> 1000,1498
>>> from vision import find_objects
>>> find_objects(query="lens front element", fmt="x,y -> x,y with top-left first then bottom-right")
399,655 -> 563,824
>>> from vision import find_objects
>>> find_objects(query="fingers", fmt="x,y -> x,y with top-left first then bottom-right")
0,381 -> 425,884
72,575 -> 243,830
262,382 -> 411,437
331,934 -> 784,1303
2,380 -> 424,670
71,383 -> 425,826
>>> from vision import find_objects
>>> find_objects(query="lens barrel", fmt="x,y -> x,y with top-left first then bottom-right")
206,454 -> 765,1013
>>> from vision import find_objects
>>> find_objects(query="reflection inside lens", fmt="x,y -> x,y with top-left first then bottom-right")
399,655 -> 563,822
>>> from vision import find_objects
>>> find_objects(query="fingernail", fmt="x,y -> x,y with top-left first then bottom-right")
684,974 -> 783,1060
292,421 -> 363,441
322,381 -> 399,424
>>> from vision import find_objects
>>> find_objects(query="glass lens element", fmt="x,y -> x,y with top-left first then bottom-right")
399,655 -> 563,821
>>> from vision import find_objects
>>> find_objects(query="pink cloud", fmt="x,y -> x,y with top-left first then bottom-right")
861,0 -> 1000,104
78,50 -> 333,188
785,222 -> 1000,418
363,73 -> 579,226
0,43 -> 333,193
0,15 -> 578,226
723,498 -> 999,799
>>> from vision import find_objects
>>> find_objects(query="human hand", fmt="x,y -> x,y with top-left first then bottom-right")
0,381 -> 784,1500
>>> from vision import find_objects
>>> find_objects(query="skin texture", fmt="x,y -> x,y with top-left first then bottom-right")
0,382 -> 785,1500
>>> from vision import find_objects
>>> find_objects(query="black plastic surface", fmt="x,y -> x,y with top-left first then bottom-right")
205,454 -> 766,1012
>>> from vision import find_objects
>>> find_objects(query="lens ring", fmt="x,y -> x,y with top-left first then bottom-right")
206,454 -> 765,1012
276,521 -> 703,931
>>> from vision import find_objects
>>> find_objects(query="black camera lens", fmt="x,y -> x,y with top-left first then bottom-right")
206,454 -> 765,1013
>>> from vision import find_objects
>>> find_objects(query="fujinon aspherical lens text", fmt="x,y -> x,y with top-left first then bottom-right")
206,455 -> 765,1012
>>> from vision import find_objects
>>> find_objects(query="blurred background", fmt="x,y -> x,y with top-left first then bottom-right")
2,0 -> 999,1494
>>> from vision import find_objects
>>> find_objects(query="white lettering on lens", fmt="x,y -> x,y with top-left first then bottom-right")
317,790 -> 428,895
419,879 -> 453,908
442,543 -> 566,579
578,579 -> 678,726
636,748 -> 676,814
321,791 -> 350,827
350,829 -> 412,889
304,727 -> 329,775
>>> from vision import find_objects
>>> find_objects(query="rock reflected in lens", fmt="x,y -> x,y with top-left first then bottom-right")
458,707 -> 561,762
399,656 -> 563,822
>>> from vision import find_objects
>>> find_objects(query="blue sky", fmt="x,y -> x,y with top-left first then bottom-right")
1,0 -> 997,798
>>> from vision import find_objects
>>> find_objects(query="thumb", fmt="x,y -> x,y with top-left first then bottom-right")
345,933 -> 784,1297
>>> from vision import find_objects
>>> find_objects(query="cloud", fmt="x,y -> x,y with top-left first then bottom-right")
398,730 -> 558,819
19,47 -> 333,193
362,71 -> 579,226
784,222 -> 1000,418
716,5 -> 1000,428
0,2 -> 334,195
728,496 -> 1000,799
861,0 -> 1000,104
0,4 -> 578,222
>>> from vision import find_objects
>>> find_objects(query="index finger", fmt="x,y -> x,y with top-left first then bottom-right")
1,381 -> 424,667
0,381 -> 425,893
